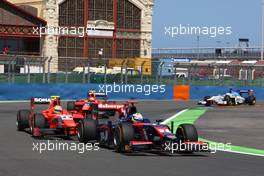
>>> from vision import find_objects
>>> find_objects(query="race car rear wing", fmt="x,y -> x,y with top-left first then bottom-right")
31,96 -> 61,105
31,98 -> 51,104
89,92 -> 107,97
239,89 -> 254,93
88,90 -> 107,99
30,96 -> 61,111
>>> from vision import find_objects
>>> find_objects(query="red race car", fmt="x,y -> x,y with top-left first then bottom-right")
78,103 -> 210,154
17,96 -> 84,138
66,90 -> 129,120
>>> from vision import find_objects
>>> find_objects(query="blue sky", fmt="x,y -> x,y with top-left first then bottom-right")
152,0 -> 261,48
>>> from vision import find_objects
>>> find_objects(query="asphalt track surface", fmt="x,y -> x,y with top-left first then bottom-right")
0,101 -> 263,176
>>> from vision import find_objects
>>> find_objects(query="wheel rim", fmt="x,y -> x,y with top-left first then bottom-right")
77,123 -> 83,141
113,136 -> 117,146
77,130 -> 81,139
113,131 -> 119,147
16,114 -> 20,129
31,117 -> 34,134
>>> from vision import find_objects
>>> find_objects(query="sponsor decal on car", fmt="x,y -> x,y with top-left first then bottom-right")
33,98 -> 51,104
98,104 -> 124,109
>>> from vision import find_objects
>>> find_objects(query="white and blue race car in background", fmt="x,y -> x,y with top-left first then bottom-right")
198,89 -> 256,106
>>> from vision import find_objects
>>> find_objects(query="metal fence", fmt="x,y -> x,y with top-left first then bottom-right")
1,54 -> 264,86
153,47 -> 261,60
171,62 -> 264,87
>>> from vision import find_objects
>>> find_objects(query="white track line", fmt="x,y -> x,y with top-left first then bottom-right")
161,109 -> 188,125
161,110 -> 264,157
216,149 -> 264,157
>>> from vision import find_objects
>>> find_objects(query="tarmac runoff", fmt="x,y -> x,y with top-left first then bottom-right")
1,99 -> 263,157
161,108 -> 264,157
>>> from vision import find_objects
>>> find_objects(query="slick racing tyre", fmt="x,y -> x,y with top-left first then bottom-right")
33,113 -> 46,129
113,123 -> 134,153
99,128 -> 111,148
78,118 -> 97,143
203,96 -> 211,101
203,96 -> 212,106
17,110 -> 30,131
67,101 -> 75,111
247,95 -> 256,105
86,113 -> 98,124
31,113 -> 47,136
224,95 -> 233,106
176,124 -> 198,142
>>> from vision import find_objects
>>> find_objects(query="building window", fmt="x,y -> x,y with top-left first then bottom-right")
88,0 -> 113,22
117,0 -> 141,30
58,0 -> 141,60
116,39 -> 140,58
58,37 -> 84,57
59,0 -> 84,26
88,38 -> 113,58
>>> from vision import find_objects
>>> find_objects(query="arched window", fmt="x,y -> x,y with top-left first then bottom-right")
117,0 -> 141,30
88,0 -> 113,22
59,0 -> 84,26
58,0 -> 141,59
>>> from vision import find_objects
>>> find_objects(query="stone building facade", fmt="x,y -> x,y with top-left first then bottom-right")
9,0 -> 154,72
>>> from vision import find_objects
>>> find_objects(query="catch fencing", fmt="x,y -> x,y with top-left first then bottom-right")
1,54 -> 264,86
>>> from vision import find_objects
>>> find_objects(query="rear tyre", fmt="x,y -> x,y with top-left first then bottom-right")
67,101 -> 75,111
113,123 -> 134,153
202,96 -> 212,106
224,95 -> 233,106
33,113 -> 46,129
17,110 -> 30,131
86,113 -> 98,124
78,118 -> 97,143
247,95 -> 256,105
31,113 -> 47,137
176,124 -> 198,142
99,129 -> 111,148
203,96 -> 211,101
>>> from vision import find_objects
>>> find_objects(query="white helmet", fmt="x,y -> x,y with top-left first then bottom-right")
131,113 -> 143,123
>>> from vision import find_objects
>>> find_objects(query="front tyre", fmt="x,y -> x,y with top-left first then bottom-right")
176,124 -> 198,142
113,123 -> 134,153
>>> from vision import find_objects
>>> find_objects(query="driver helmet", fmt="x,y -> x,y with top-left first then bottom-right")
131,113 -> 143,123
229,87 -> 234,93
89,97 -> 95,101
54,105 -> 62,114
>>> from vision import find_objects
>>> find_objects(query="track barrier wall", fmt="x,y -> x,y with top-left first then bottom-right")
0,84 -> 173,100
0,84 -> 264,101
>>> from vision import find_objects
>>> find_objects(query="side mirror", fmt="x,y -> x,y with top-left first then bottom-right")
156,119 -> 163,124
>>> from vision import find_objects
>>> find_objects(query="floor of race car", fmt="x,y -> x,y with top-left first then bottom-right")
0,101 -> 263,176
